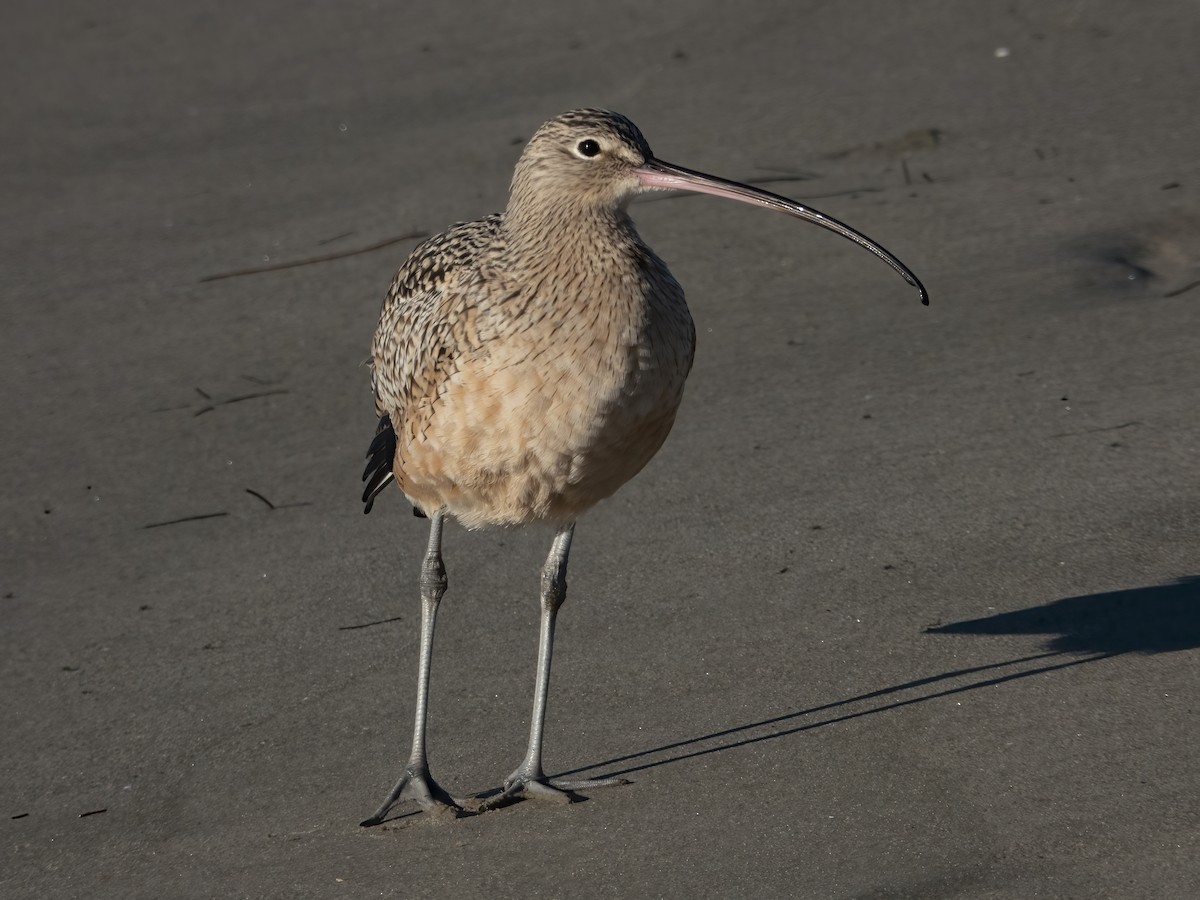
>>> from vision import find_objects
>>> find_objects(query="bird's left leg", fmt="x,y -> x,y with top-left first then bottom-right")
479,523 -> 627,811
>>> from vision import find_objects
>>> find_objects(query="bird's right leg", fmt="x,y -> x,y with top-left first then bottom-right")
361,510 -> 463,825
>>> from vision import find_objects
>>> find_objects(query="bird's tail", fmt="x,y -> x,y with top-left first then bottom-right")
361,415 -> 397,514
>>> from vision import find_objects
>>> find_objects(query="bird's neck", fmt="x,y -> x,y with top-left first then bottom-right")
502,195 -> 641,274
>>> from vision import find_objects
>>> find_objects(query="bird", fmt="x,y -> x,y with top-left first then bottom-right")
358,109 -> 927,825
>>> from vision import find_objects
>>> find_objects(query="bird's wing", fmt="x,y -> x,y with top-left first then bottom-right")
363,214 -> 503,512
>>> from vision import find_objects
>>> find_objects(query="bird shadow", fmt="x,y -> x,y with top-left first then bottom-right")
552,575 -> 1200,783
925,574 -> 1200,654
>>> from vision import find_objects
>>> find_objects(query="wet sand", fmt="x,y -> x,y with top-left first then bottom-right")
2,1 -> 1198,897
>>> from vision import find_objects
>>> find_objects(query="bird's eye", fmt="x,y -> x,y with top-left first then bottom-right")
576,139 -> 601,158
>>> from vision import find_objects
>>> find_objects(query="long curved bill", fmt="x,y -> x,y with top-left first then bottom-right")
634,158 -> 929,305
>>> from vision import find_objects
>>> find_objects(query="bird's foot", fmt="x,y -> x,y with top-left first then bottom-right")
478,767 -> 629,812
360,764 -> 464,826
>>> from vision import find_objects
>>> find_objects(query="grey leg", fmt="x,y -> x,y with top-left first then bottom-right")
480,523 -> 627,811
361,511 -> 462,825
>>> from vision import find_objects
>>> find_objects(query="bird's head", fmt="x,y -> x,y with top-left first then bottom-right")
509,109 -> 652,213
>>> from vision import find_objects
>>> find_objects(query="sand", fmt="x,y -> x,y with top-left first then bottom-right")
3,1 -> 1198,897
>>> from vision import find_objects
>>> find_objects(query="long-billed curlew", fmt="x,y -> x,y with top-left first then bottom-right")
359,109 -> 926,824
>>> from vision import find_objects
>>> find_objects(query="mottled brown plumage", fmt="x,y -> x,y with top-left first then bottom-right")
359,110 -> 926,823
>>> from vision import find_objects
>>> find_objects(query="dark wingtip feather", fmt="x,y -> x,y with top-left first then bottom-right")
361,415 -> 397,514
363,416 -> 396,480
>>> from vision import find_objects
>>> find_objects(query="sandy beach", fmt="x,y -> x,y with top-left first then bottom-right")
3,1 -> 1198,896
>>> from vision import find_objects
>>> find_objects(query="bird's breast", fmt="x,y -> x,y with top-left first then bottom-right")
400,252 -> 695,528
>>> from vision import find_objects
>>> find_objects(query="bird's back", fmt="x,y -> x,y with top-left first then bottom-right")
370,214 -> 502,420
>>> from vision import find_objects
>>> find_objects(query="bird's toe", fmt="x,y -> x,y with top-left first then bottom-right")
360,765 -> 465,826
478,771 -> 629,812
